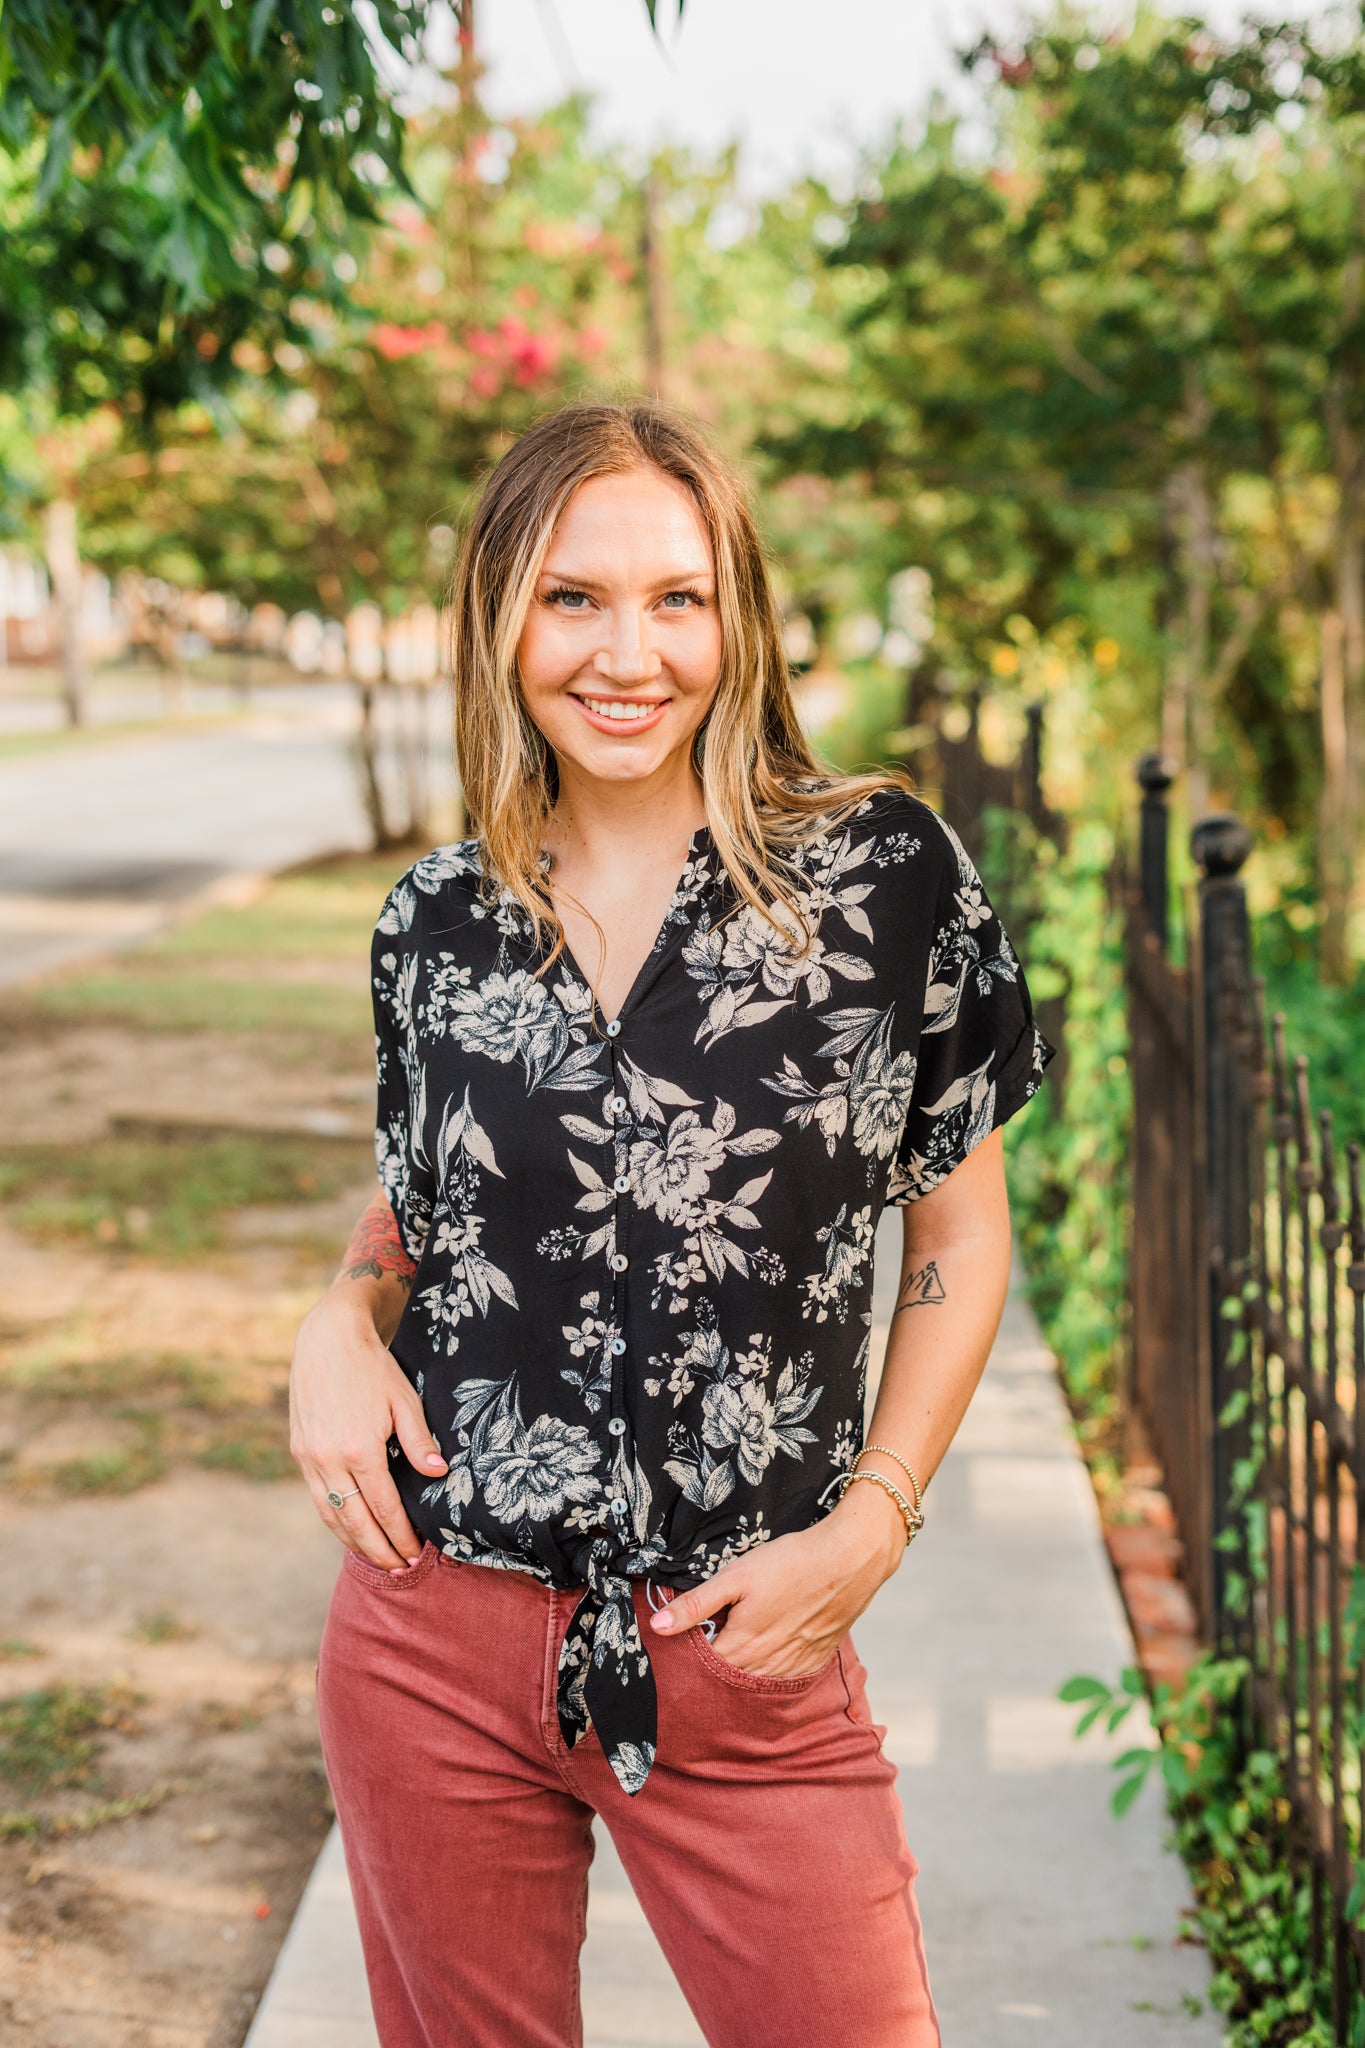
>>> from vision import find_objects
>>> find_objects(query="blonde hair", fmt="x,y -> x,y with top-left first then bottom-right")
448,400 -> 911,969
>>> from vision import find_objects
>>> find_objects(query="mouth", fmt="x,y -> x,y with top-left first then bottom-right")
568,692 -> 670,732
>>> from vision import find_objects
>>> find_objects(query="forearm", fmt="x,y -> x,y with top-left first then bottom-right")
861,1150 -> 1012,1509
328,1190 -> 419,1346
654,1139 -> 1014,1667
290,1187 -> 446,1569
863,1226 -> 1009,1497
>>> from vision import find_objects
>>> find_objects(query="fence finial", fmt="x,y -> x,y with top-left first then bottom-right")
1191,813 -> 1253,878
1135,752 -> 1176,950
1136,751 -> 1175,795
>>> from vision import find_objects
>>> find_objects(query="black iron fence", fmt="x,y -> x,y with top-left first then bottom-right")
1126,758 -> 1365,2037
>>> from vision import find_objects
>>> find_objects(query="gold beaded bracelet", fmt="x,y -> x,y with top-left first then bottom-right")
856,1443 -> 924,1520
838,1468 -> 923,1546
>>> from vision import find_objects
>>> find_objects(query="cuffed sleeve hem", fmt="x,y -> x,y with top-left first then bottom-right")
884,1018 -> 1056,1207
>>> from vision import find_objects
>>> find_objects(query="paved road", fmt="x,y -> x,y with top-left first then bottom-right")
244,1218 -> 1220,2048
0,689 -> 457,987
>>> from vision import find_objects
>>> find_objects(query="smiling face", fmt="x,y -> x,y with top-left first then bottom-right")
515,466 -> 724,803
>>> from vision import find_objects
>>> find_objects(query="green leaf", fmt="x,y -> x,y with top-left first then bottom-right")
248,0 -> 281,62
1112,1768 -> 1149,1818
1057,1674 -> 1110,1704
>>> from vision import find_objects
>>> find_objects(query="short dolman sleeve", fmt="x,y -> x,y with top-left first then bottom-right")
370,874 -> 437,1260
885,807 -> 1055,1205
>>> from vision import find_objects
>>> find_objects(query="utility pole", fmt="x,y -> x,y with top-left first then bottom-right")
640,167 -> 668,398
455,0 -> 481,299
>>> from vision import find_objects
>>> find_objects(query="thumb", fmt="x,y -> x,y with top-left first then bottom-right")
393,1391 -> 447,1474
650,1573 -> 737,1636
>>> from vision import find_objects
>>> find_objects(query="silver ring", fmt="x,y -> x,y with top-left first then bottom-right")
326,1486 -> 361,1510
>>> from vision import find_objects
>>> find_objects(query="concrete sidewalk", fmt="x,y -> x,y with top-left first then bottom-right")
245,1217 -> 1220,2047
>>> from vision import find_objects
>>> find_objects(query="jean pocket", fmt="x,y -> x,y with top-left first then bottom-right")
689,1626 -> 839,1695
342,1539 -> 441,1591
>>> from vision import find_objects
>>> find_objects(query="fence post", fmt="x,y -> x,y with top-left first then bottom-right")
1136,752 -> 1174,950
1023,701 -> 1045,823
1191,811 -> 1256,1651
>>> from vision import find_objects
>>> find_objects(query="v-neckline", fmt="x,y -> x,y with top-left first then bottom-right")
541,822 -> 713,1030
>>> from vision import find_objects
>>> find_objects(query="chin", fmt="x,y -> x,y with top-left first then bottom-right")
571,750 -> 669,783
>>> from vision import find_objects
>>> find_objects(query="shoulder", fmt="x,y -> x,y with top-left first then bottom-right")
372,837 -> 485,944
810,784 -> 971,890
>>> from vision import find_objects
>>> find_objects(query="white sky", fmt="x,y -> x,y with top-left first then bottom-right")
461,0 -> 1335,195
472,0 -> 1019,192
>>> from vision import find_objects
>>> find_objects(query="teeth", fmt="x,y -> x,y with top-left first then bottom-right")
577,697 -> 661,722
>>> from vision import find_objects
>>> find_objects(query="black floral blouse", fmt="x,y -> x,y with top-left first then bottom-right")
371,784 -> 1053,1795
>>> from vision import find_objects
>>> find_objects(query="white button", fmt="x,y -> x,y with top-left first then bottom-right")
608,1418 -> 626,1437
610,1337 -> 627,1356
613,1175 -> 630,1194
606,1019 -> 622,1037
608,1094 -> 627,1116
610,1253 -> 628,1273
610,1497 -> 628,1515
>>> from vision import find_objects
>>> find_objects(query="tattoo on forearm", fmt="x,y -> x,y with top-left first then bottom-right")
896,1260 -> 946,1311
339,1201 -> 418,1287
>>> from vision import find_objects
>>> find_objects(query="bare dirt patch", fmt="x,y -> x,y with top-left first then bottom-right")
0,852 -> 405,2046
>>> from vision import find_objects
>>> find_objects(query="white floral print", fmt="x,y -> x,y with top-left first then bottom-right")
369,787 -> 1052,1793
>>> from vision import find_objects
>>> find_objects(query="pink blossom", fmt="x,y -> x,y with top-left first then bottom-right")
372,320 -> 448,361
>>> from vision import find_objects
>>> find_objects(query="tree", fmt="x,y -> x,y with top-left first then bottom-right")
0,3 -> 442,410
0,0 -> 670,721
767,13 -> 1365,978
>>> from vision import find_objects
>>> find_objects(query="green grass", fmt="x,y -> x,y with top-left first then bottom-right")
0,1133 -> 370,1255
132,1611 -> 199,1645
0,1683 -> 134,1794
0,847 -> 402,1501
9,1349 -> 229,1407
4,1346 -> 296,1496
21,851 -> 405,1038
195,1426 -> 295,1482
32,969 -> 373,1038
154,862 -> 405,962
0,715 -> 225,763
47,1419 -> 168,1497
0,1680 -> 166,1840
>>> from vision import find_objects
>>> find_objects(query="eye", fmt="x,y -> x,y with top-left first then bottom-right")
660,589 -> 705,610
544,586 -> 591,611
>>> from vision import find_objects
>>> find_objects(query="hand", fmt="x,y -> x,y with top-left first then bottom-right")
289,1287 -> 448,1573
648,1480 -> 906,1676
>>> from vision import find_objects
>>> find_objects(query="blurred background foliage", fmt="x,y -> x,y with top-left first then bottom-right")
4,0 -> 1365,1425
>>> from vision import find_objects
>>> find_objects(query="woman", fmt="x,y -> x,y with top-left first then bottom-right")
291,401 -> 1052,2048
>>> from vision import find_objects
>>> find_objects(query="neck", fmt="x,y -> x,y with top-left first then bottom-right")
544,763 -> 707,877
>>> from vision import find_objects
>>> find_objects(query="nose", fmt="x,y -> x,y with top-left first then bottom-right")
592,604 -> 660,686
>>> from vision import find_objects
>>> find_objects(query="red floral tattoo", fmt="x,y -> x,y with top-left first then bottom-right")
340,1200 -> 418,1286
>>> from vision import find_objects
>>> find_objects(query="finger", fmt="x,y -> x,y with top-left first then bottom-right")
350,1453 -> 426,1565
649,1574 -> 739,1636
391,1392 -> 448,1477
309,1473 -> 411,1571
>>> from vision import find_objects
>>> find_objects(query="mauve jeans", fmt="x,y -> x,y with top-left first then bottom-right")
315,1539 -> 941,2048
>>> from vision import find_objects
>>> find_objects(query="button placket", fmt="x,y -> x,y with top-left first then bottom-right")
606,1034 -> 632,1458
